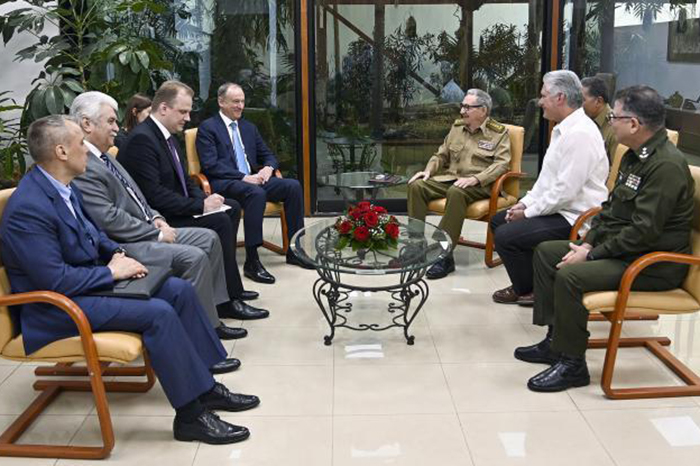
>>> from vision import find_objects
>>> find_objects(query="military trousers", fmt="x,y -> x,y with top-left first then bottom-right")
407,179 -> 490,248
533,240 -> 684,357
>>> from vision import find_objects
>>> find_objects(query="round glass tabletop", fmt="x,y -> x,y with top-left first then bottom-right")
320,171 -> 407,190
291,218 -> 451,275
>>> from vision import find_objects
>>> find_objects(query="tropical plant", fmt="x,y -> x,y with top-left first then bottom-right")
0,0 -> 193,126
0,92 -> 27,186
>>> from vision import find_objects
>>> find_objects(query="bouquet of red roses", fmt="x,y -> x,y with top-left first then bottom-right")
334,201 -> 400,252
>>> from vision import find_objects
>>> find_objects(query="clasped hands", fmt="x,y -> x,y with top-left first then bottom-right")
556,242 -> 592,269
408,171 -> 479,189
243,166 -> 274,186
108,251 -> 148,280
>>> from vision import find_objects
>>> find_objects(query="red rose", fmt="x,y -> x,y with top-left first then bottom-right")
357,201 -> 371,210
350,209 -> 362,220
364,211 -> 379,228
384,222 -> 399,239
338,220 -> 352,235
374,206 -> 387,214
354,226 -> 370,242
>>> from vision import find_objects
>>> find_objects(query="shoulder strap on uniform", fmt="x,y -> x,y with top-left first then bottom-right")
485,119 -> 506,133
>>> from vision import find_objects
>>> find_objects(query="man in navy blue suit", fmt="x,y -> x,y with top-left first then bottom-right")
1,115 -> 259,444
196,83 -> 311,284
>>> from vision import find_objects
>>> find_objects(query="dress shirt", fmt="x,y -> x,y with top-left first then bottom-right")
219,111 -> 252,174
520,108 -> 609,225
36,165 -> 77,217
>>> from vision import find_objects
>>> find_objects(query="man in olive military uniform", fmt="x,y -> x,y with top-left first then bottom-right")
518,85 -> 694,393
582,76 -> 618,164
407,88 -> 511,279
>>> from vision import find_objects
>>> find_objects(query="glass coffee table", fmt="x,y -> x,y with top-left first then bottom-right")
291,218 -> 451,345
320,171 -> 407,205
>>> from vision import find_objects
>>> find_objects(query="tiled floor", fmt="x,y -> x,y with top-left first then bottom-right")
3,217 -> 700,465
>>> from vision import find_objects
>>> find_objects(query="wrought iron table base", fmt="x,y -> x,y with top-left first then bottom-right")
312,266 -> 429,345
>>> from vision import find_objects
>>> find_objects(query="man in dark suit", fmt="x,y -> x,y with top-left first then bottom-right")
195,82 -> 311,284
70,91 -> 257,340
1,115 -> 258,444
117,81 -> 268,320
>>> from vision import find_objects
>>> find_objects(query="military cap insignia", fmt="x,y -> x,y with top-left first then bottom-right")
486,120 -> 506,133
625,174 -> 641,191
478,140 -> 496,151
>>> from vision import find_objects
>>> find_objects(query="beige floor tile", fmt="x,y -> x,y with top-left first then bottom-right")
424,293 -> 522,327
334,364 -> 454,415
103,380 -> 173,416
194,416 -> 332,466
431,324 -> 532,363
0,414 -> 86,466
332,329 -> 439,365
219,365 -> 333,416
0,366 -> 97,416
459,411 -> 614,466
333,414 -> 473,466
240,294 -> 328,329
569,355 -> 697,410
583,407 -> 700,466
232,326 -> 334,365
57,415 -> 198,466
0,364 -> 18,385
0,358 -> 22,367
620,318 -> 700,361
443,363 -> 577,413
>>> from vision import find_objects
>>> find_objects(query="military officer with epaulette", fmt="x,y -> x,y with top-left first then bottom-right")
519,85 -> 694,392
407,88 -> 511,279
582,76 -> 618,164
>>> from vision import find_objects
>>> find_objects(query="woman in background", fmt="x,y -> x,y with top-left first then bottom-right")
114,93 -> 152,149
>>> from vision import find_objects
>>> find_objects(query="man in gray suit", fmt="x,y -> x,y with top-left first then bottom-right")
70,92 -> 269,344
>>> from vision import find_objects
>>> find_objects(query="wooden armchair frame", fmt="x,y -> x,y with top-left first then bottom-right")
184,128 -> 288,255
0,291 -> 155,459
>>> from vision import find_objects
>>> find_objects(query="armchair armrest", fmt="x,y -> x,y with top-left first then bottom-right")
569,207 -> 603,241
0,291 -> 100,362
190,173 -> 212,196
488,171 -> 526,218
610,251 -> 700,321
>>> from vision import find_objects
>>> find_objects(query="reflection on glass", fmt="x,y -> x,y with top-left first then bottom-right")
314,1 -> 544,208
562,1 -> 700,162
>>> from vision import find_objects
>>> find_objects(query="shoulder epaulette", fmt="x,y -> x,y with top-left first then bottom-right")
453,119 -> 465,127
486,119 -> 506,133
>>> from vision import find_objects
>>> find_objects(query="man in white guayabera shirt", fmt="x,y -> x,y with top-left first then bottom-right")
490,70 -> 609,308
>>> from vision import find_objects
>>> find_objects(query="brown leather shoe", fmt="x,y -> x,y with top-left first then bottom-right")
492,285 -> 519,304
516,292 -> 535,306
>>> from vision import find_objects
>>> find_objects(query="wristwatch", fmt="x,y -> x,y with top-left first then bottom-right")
113,247 -> 127,256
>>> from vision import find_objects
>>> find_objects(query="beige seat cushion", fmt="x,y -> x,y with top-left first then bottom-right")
2,331 -> 144,364
427,195 -> 518,220
583,289 -> 700,314
239,201 -> 283,219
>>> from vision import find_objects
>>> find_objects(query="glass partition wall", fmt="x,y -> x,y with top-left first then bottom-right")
313,0 -> 545,212
561,0 -> 700,164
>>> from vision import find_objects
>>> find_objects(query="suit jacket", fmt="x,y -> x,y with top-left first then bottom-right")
117,117 -> 206,221
0,168 -> 120,354
73,154 -> 163,243
196,115 -> 278,192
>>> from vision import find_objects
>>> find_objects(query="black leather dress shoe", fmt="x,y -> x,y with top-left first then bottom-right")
527,354 -> 590,392
243,259 -> 276,284
215,324 -> 247,340
210,358 -> 241,374
218,300 -> 269,320
174,410 -> 250,444
426,255 -> 455,280
514,327 -> 560,365
286,252 -> 315,270
201,382 -> 260,412
240,290 -> 259,301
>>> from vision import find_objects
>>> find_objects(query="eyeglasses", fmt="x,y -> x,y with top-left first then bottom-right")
608,112 -> 635,121
460,104 -> 484,111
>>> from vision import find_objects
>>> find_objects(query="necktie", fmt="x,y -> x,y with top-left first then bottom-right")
166,136 -> 189,197
99,153 -> 153,222
69,192 -> 99,248
230,121 -> 249,175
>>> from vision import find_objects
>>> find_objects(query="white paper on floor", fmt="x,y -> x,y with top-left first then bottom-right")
345,343 -> 384,359
228,449 -> 242,459
498,432 -> 527,457
351,442 -> 401,458
451,288 -> 472,294
651,416 -> 700,447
